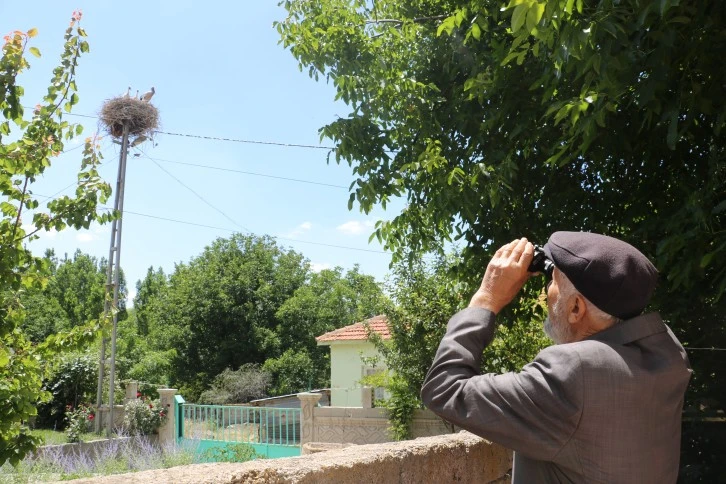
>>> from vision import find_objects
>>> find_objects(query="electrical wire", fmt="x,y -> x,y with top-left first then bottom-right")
63,111 -> 338,151
155,130 -> 335,151
143,153 -> 253,234
148,156 -> 349,190
96,207 -> 388,254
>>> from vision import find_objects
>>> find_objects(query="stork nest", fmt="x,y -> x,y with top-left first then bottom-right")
99,96 -> 159,138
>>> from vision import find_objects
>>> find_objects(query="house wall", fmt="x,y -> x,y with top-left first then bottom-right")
328,341 -> 386,407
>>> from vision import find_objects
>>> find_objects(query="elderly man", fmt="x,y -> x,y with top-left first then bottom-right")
421,232 -> 692,483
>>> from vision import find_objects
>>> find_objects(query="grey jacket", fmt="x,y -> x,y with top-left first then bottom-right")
421,308 -> 691,483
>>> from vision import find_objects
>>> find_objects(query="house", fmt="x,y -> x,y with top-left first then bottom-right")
316,315 -> 390,407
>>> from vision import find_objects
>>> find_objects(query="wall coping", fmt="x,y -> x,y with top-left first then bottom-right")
64,431 -> 512,484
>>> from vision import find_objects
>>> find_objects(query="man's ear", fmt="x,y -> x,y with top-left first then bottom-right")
568,294 -> 587,324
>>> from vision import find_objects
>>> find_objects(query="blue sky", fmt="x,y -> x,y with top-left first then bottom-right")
2,1 -> 404,302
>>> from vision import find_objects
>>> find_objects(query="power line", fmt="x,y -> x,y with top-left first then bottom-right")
155,130 -> 336,151
684,347 -> 726,352
63,111 -> 338,150
149,156 -> 349,189
143,153 -> 253,233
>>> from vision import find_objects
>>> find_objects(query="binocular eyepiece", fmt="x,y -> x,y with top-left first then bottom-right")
528,245 -> 554,279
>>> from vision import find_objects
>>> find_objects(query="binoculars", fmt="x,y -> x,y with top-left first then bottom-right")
528,245 -> 554,279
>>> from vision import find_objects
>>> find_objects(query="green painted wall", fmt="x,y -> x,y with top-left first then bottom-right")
328,341 -> 386,407
193,439 -> 300,460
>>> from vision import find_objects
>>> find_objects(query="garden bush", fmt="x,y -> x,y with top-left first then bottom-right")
122,398 -> 167,436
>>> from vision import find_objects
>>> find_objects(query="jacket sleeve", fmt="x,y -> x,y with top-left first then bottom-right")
421,307 -> 583,461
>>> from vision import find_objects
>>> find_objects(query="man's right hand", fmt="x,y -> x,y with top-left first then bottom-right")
469,237 -> 534,314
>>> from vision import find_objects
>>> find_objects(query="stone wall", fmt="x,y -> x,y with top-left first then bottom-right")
66,431 -> 512,484
298,392 -> 453,446
311,407 -> 452,445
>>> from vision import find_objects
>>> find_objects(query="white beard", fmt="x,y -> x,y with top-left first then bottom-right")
544,297 -> 576,344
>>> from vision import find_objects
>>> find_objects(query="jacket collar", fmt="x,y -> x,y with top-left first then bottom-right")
585,312 -> 666,346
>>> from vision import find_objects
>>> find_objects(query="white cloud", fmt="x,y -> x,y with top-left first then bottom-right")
76,232 -> 96,242
283,221 -> 313,238
336,220 -> 375,236
309,262 -> 332,273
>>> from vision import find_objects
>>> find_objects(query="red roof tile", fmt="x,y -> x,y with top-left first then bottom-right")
316,315 -> 390,343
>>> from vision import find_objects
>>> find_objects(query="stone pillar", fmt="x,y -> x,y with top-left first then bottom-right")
361,387 -> 373,409
157,388 -> 177,447
125,381 -> 138,403
298,392 -> 322,446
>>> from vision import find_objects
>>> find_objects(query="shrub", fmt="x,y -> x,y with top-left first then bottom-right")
122,398 -> 167,436
201,443 -> 261,463
36,353 -> 98,430
65,404 -> 95,443
198,364 -> 270,404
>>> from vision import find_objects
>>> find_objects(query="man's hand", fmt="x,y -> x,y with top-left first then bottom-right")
469,238 -> 534,314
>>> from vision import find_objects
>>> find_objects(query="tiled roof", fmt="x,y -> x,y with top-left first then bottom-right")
316,315 -> 390,343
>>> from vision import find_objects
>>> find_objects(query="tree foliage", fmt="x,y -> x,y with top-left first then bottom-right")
121,236 -> 388,401
0,14 -> 112,465
198,364 -> 272,405
278,0 -> 725,395
279,1 -> 725,471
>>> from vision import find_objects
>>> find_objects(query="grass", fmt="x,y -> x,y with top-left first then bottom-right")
29,429 -> 99,446
0,434 -> 199,482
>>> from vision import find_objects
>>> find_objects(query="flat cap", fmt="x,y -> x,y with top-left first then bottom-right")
543,231 -> 658,320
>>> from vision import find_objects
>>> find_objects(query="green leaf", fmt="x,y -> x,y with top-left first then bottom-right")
471,23 -> 481,41
511,4 -> 528,33
29,47 -> 41,58
27,28 -> 38,38
526,3 -> 545,32
564,0 -> 575,14
666,110 -> 678,150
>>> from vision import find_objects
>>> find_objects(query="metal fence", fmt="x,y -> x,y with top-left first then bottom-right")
180,404 -> 300,447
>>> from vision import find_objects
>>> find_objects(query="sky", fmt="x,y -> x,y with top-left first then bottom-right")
1,1 -> 405,303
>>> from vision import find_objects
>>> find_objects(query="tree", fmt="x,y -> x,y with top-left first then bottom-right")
274,265 -> 388,390
263,348 -> 319,396
367,252 -> 549,439
46,250 -> 126,329
145,234 -> 309,400
198,364 -> 271,405
133,266 -> 167,336
0,13 -> 112,464
279,1 -> 724,474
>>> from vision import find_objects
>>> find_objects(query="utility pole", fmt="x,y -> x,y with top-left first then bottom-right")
95,122 -> 130,436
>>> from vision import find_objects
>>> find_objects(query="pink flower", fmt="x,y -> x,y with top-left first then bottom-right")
88,414 -> 94,421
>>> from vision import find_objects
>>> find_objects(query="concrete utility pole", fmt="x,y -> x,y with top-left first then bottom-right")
95,122 -> 130,436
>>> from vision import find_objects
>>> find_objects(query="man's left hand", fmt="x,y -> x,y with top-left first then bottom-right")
469,238 -> 534,314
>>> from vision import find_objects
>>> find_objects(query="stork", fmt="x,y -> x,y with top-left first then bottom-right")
125,86 -> 131,98
141,87 -> 155,102
129,135 -> 148,147
135,89 -> 139,100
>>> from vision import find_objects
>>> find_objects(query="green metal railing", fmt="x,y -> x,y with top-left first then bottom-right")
180,404 -> 300,447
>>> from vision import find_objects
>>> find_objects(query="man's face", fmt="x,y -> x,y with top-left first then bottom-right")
544,269 -> 577,344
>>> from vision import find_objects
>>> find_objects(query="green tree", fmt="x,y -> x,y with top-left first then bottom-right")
147,234 -> 308,400
46,250 -> 126,329
279,2 -> 724,472
273,265 -> 388,391
133,266 -> 167,336
263,348 -> 318,396
198,364 -> 271,405
0,15 -> 112,464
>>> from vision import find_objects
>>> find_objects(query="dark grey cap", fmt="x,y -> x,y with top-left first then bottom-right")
543,232 -> 658,320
